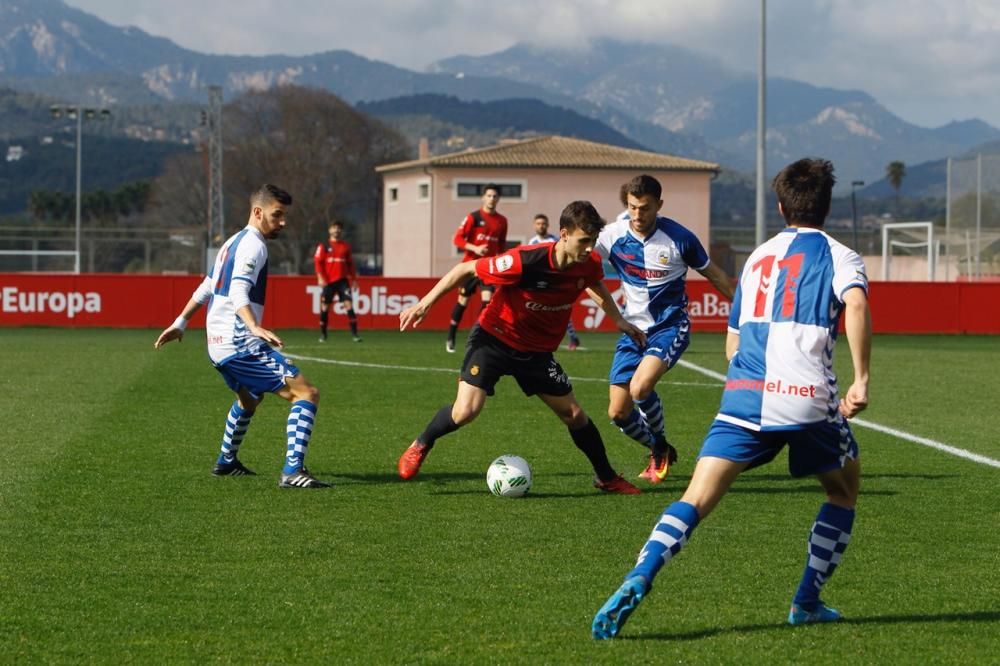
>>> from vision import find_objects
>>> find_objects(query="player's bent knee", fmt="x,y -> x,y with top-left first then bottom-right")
451,405 -> 480,426
608,405 -> 630,422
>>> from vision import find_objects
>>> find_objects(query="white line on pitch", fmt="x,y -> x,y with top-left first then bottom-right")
285,353 -> 720,387
676,359 -> 1000,469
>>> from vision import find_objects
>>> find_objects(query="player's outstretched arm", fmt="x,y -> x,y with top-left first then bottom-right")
154,295 -> 205,349
698,262 -> 736,301
839,287 -> 871,418
588,281 -> 647,348
399,261 -> 478,331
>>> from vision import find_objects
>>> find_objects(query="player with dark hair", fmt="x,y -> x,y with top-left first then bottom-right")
593,158 -> 871,638
315,220 -> 361,343
155,184 -> 330,489
528,213 -> 582,350
595,174 -> 734,484
445,184 -> 508,353
398,201 -> 647,494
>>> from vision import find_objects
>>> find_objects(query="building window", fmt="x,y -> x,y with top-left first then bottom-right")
387,185 -> 399,204
417,181 -> 430,201
455,181 -> 525,200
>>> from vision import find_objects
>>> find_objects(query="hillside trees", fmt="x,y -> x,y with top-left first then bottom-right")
148,85 -> 410,274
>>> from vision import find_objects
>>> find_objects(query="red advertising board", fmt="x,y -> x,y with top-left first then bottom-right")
1,273 -> 998,334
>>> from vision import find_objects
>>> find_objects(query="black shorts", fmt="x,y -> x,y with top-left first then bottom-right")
460,325 -> 573,398
458,275 -> 494,298
321,279 -> 352,304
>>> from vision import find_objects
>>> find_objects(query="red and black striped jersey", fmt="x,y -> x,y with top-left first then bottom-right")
474,243 -> 602,352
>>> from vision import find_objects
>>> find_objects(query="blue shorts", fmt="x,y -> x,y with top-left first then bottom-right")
609,321 -> 690,385
215,345 -> 300,399
699,419 -> 859,478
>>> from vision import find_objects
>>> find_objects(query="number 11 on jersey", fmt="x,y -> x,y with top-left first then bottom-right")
751,252 -> 804,318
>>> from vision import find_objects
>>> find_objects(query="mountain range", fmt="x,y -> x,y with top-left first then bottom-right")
1,0 -> 998,197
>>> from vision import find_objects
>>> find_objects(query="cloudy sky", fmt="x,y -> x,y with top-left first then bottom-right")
67,0 -> 1000,129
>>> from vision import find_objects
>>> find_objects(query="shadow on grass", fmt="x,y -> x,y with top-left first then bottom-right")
741,473 -> 958,482
624,609 -> 1000,642
332,471 -> 483,484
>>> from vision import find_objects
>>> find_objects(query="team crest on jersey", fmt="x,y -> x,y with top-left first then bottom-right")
656,250 -> 671,266
470,365 -> 480,376
495,255 -> 514,272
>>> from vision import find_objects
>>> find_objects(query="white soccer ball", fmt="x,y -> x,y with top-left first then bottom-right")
486,455 -> 533,498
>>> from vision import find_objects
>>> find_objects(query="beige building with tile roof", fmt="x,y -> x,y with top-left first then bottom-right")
376,135 -> 719,277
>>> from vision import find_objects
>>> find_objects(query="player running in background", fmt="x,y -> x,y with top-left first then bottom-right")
154,184 -> 330,489
593,158 -> 871,638
445,184 -> 508,353
528,213 -> 582,351
594,174 -> 734,484
315,220 -> 361,343
398,201 -> 647,495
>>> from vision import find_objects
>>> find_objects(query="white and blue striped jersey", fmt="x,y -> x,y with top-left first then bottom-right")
528,233 -> 557,245
202,225 -> 270,365
595,213 -> 710,333
717,227 -> 868,431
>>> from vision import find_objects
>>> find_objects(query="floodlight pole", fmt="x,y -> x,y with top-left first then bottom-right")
73,107 -> 83,274
755,0 -> 767,246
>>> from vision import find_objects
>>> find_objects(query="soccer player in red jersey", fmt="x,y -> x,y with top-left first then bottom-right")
314,221 -> 361,342
445,183 -> 508,353
398,201 -> 647,494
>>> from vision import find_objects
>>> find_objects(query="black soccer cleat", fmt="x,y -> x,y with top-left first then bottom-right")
212,459 -> 256,476
278,468 -> 331,488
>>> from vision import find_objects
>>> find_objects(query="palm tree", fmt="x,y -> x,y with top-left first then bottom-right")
886,161 -> 906,217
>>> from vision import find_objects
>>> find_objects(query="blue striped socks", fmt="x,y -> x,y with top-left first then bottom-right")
627,501 -> 700,584
283,400 -> 317,475
793,503 -> 854,610
217,401 -> 252,465
613,409 -> 653,448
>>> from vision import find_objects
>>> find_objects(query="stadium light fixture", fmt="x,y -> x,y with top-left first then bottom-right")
50,104 -> 112,273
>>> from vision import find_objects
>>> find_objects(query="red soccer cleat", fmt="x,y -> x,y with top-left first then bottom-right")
594,474 -> 641,495
398,441 -> 430,480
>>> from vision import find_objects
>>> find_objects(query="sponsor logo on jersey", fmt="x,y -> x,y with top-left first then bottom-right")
241,259 -> 257,274
623,264 -> 668,279
1,287 -> 101,319
525,301 -> 574,312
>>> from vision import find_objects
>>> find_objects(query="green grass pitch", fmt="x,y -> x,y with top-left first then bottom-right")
1,328 -> 998,662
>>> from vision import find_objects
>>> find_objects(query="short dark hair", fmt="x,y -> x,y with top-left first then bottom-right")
533,213 -> 548,223
559,200 -> 606,236
771,158 -> 836,227
483,183 -> 500,196
622,174 -> 662,202
329,221 -> 344,230
250,184 -> 292,209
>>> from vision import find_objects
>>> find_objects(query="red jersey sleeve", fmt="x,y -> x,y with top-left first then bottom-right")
453,214 -> 475,251
313,243 -> 325,275
475,248 -> 523,287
